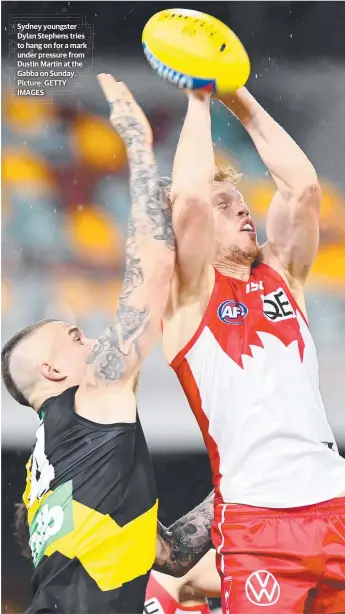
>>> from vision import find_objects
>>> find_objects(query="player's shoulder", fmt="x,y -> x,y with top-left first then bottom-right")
258,243 -> 306,313
165,265 -> 214,310
75,381 -> 137,425
259,242 -> 293,284
39,386 -> 140,484
42,385 -> 137,435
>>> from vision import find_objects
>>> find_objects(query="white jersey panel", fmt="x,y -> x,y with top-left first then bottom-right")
186,313 -> 345,507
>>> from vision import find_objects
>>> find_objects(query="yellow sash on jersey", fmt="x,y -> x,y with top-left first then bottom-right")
24,456 -> 158,591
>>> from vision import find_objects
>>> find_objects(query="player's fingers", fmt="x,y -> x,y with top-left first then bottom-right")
97,74 -> 133,103
97,73 -> 117,97
187,89 -> 211,102
97,73 -> 124,101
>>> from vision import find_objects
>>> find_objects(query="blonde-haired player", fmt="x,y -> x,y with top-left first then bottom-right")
160,83 -> 345,613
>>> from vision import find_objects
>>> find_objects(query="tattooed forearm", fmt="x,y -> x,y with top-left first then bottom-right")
120,215 -> 144,300
155,491 -> 214,577
127,147 -> 175,251
86,302 -> 149,381
86,95 -> 174,385
110,100 -> 175,251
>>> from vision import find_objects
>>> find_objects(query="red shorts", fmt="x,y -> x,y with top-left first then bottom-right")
212,497 -> 345,614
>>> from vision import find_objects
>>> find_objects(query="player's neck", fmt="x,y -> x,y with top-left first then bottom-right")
30,382 -> 72,413
213,258 -> 251,281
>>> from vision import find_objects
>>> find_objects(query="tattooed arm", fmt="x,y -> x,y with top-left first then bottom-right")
154,491 -> 214,577
75,75 -> 175,423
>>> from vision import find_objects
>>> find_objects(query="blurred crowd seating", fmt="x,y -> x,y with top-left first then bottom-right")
2,91 -> 345,339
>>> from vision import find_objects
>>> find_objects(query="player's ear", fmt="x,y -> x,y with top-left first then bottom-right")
40,362 -> 67,382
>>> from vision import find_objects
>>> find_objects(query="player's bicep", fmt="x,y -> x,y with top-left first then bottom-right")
172,195 -> 214,289
266,185 -> 321,283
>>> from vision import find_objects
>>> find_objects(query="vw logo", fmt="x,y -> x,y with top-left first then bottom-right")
245,570 -> 280,607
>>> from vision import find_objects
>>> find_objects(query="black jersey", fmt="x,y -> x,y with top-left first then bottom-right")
23,386 -> 158,613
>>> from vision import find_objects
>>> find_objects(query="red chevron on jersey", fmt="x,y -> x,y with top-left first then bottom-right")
207,265 -> 305,369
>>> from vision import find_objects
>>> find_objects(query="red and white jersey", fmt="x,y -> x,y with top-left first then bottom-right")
170,263 -> 345,508
144,573 -> 210,614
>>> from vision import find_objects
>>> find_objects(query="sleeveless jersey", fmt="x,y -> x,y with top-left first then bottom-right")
23,386 -> 158,613
144,573 -> 210,614
170,263 -> 345,508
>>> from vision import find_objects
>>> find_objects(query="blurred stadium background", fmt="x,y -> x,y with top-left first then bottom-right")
2,1 -> 345,611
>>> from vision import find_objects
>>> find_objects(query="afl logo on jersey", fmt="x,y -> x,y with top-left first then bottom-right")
218,300 -> 248,325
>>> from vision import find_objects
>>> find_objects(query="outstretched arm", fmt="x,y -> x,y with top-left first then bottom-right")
171,92 -> 215,292
155,490 -> 214,577
218,88 -> 321,284
76,75 -> 175,422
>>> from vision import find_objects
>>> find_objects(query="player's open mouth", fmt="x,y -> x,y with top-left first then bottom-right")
240,221 -> 256,236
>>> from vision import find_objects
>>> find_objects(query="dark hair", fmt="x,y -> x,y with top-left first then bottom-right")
14,502 -> 32,559
1,319 -> 57,407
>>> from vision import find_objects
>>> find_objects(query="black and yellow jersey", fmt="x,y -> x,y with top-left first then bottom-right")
23,386 -> 158,613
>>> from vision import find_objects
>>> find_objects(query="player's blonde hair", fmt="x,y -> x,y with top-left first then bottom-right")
159,164 -> 242,204
214,164 -> 242,186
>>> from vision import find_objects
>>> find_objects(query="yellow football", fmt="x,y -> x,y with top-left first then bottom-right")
142,8 -> 250,94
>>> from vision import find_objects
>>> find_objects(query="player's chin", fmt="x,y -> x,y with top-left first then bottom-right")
239,234 -> 259,260
240,231 -> 258,248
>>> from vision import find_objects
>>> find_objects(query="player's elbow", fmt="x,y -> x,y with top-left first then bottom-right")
292,162 -> 321,204
297,180 -> 322,213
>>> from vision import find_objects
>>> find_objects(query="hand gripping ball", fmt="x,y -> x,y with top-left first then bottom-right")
142,8 -> 250,94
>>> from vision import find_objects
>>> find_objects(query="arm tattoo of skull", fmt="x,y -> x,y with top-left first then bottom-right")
155,491 -> 214,577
